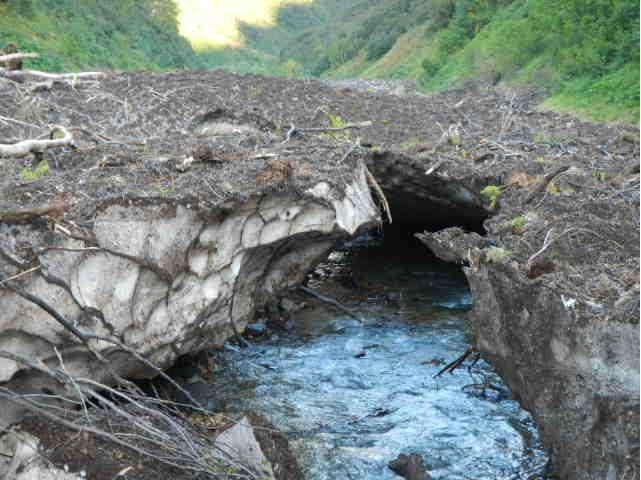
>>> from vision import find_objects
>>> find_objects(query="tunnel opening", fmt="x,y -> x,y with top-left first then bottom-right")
150,180 -> 548,480
366,150 -> 491,236
195,202 -> 548,480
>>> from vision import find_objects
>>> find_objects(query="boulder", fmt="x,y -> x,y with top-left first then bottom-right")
215,414 -> 304,480
388,453 -> 431,480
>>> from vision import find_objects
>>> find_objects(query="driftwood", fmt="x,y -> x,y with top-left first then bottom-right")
434,346 -> 476,378
298,285 -> 364,322
524,166 -> 570,204
0,125 -> 73,157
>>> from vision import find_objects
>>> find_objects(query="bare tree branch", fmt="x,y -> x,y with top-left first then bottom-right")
365,165 -> 392,224
0,125 -> 73,158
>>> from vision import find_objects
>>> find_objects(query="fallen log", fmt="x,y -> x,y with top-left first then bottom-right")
0,125 -> 72,158
0,68 -> 105,82
0,52 -> 39,64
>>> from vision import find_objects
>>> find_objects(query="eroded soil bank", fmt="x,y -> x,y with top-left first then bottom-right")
0,70 -> 638,479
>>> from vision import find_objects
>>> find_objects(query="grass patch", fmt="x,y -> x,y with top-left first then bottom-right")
480,185 -> 507,209
542,64 -> 640,124
511,216 -> 527,234
20,159 -> 50,181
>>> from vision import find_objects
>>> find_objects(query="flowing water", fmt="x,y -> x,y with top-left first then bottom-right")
208,232 -> 548,479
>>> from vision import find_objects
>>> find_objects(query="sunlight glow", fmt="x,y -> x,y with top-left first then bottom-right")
176,0 -> 312,49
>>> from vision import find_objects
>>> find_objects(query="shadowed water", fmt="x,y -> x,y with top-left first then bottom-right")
208,234 -> 548,479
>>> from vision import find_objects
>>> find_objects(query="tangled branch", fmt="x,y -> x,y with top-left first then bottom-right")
0,271 -> 259,478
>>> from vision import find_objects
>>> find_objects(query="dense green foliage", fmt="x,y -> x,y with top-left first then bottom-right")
416,0 -> 640,122
0,0 -> 203,70
1,0 -> 638,122
239,0 -> 639,122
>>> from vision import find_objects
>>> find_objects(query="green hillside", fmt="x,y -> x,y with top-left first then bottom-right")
1,0 -> 638,123
240,0 -> 639,123
0,0 -> 204,71
0,0 -> 309,75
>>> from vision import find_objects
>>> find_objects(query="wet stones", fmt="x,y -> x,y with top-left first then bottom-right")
388,453 -> 431,480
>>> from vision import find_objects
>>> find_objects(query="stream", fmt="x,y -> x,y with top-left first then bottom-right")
207,231 -> 548,479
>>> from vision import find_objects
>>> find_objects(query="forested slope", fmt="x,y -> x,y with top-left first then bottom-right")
0,0 -> 205,70
241,0 -> 639,123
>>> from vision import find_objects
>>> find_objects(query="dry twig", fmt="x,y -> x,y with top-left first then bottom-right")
0,201 -> 68,223
365,166 -> 392,224
526,227 -> 622,275
434,346 -> 476,378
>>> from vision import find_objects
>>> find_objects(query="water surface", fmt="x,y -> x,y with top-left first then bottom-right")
210,235 -> 548,479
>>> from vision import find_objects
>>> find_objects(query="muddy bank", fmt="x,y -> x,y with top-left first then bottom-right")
411,101 -> 639,478
0,69 -> 638,479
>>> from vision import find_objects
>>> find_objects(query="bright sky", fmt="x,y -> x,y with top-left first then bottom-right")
176,0 -> 312,49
